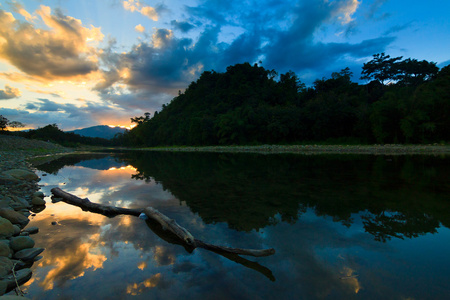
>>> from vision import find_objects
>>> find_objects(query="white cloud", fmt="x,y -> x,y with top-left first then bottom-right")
123,0 -> 158,21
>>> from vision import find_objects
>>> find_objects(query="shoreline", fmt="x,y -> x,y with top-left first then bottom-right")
127,144 -> 450,155
0,135 -> 72,296
0,135 -> 448,295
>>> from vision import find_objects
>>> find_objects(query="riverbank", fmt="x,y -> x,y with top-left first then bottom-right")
0,135 -> 72,296
134,144 -> 450,155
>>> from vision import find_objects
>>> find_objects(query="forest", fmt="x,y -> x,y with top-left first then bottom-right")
118,53 -> 449,146
2,53 -> 448,147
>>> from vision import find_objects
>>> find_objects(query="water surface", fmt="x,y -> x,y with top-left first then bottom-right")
19,152 -> 450,299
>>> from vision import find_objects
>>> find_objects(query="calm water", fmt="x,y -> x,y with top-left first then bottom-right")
15,152 -> 450,299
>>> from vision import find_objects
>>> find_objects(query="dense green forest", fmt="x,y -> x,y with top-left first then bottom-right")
119,53 -> 449,146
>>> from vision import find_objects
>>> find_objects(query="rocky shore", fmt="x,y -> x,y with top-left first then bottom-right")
0,135 -> 71,297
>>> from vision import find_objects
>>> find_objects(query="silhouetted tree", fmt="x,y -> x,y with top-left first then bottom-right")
361,53 -> 403,84
0,115 -> 24,131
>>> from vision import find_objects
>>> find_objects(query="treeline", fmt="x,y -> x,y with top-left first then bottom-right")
14,124 -> 113,147
120,53 -> 449,146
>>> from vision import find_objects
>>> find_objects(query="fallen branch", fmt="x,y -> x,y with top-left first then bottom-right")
143,207 -> 196,247
51,187 -> 143,217
51,187 -> 275,258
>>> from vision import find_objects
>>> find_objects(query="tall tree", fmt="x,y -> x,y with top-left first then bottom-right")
396,58 -> 439,86
361,53 -> 403,84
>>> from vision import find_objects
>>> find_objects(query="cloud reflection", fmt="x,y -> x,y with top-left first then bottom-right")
126,273 -> 162,295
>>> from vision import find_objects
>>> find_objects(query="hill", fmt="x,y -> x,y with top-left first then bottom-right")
123,60 -> 448,147
69,125 -> 126,139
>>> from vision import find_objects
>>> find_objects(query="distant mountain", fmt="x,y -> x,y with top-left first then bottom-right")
68,125 -> 126,139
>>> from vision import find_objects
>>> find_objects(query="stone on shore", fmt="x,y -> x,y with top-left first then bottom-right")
0,219 -> 14,240
0,242 -> 10,258
1,169 -> 38,181
31,196 -> 46,206
11,226 -> 20,236
32,191 -> 45,198
21,227 -> 38,235
0,175 -> 20,185
1,268 -> 32,290
8,197 -> 30,210
0,281 -> 6,296
9,236 -> 35,252
0,209 -> 29,228
13,248 -> 44,261
0,257 -> 13,277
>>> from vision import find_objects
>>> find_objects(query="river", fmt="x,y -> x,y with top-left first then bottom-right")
20,151 -> 450,299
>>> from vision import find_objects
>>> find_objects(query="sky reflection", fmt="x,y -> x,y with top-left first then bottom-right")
18,153 -> 450,299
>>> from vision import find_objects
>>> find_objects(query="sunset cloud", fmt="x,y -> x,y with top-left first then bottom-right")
10,1 -> 36,22
0,6 -> 103,82
0,0 -> 445,131
0,84 -> 21,99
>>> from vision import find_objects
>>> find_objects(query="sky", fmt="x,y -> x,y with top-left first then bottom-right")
0,0 -> 449,130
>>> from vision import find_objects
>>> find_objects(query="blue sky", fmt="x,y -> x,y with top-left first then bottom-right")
0,0 -> 449,130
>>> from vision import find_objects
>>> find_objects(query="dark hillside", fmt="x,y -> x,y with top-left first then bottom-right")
124,58 -> 449,146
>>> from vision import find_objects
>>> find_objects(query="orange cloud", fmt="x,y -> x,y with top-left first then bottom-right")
126,273 -> 162,295
0,84 -> 21,99
10,2 -> 37,22
0,6 -> 103,82
40,242 -> 107,290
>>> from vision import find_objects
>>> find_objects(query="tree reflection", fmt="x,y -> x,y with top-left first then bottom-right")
362,211 -> 439,242
36,151 -> 450,242
125,151 -> 450,242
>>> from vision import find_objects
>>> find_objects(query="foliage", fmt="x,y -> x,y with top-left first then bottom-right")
361,53 -> 439,86
361,53 -> 403,84
0,115 -> 25,131
125,57 -> 448,146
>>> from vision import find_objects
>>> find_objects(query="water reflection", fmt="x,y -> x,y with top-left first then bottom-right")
21,152 -> 450,299
122,151 -> 450,240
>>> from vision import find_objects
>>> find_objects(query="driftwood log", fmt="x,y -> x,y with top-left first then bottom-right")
51,187 -> 275,258
51,187 -> 143,217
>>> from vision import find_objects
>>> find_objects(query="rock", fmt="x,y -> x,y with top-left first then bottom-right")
9,236 -> 35,252
0,257 -> 13,277
21,227 -> 38,235
11,260 -> 27,271
9,197 -> 30,210
0,174 -> 20,185
0,218 -> 14,239
0,199 -> 10,209
32,191 -> 45,198
0,242 -> 11,258
0,280 -> 6,296
31,196 -> 46,206
0,209 -> 29,227
13,248 -> 44,261
12,225 -> 20,236
2,169 -> 38,181
19,211 -> 31,218
1,268 -> 32,291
